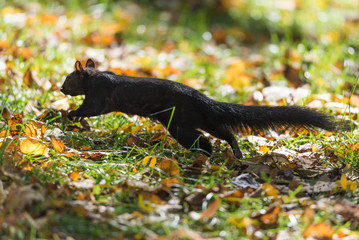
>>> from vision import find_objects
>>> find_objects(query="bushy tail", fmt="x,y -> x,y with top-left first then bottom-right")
215,103 -> 336,133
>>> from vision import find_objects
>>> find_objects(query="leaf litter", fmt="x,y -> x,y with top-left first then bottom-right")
1,1 -> 359,239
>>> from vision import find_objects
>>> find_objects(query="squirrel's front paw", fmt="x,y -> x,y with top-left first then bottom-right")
67,111 -> 82,122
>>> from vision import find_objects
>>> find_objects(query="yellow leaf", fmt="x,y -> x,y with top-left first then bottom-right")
25,120 -> 47,139
8,113 -> 23,135
142,156 -> 151,165
349,181 -> 358,191
131,125 -> 142,133
20,138 -> 48,156
138,193 -> 154,213
311,144 -> 318,152
151,124 -> 164,132
341,174 -> 348,190
149,157 -> 157,167
259,145 -> 270,153
121,123 -> 133,133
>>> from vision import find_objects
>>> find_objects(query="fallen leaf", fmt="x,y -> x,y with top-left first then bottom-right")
51,136 -> 65,153
341,174 -> 348,190
126,133 -> 144,147
25,120 -> 47,139
259,145 -> 270,153
161,178 -> 181,187
23,67 -> 34,87
20,137 -> 48,156
200,199 -> 221,219
262,183 -> 280,197
8,113 -> 23,136
232,173 -> 260,189
303,222 -> 334,239
4,184 -> 44,213
157,158 -> 180,177
1,106 -> 11,119
161,228 -> 205,240
251,204 -> 280,225
69,171 -> 80,181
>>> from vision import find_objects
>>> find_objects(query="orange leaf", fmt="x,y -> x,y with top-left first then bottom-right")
200,199 -> 221,219
19,47 -> 32,59
69,171 -> 80,181
251,204 -> 280,225
51,136 -> 65,153
262,183 -> 280,197
350,143 -> 359,151
161,178 -> 181,187
303,222 -> 334,238
259,145 -> 270,153
157,158 -> 180,177
20,137 -> 48,156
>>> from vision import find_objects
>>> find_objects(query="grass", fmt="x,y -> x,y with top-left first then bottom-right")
1,0 -> 359,239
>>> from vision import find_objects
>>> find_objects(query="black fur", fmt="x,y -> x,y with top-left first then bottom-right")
61,59 -> 336,158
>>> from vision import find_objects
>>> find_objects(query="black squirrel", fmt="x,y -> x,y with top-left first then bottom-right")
61,59 -> 336,158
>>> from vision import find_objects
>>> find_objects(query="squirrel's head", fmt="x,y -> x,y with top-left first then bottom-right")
60,59 -> 96,96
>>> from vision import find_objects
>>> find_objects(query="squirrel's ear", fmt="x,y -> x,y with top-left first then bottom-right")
86,59 -> 95,68
75,61 -> 83,72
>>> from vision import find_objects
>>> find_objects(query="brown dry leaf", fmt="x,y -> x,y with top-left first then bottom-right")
283,63 -> 306,88
20,137 -> 48,156
81,151 -> 105,161
25,120 -> 47,139
223,148 -> 240,167
251,204 -> 280,225
23,67 -> 35,87
333,202 -> 359,221
138,191 -> 167,205
69,171 -> 80,181
126,133 -> 144,147
302,206 -> 315,224
2,106 -> 11,119
200,199 -> 221,219
51,136 -> 65,153
222,189 -> 244,205
161,178 -> 181,187
4,184 -> 44,213
157,158 -> 180,177
303,222 -> 334,239
160,229 -> 205,240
